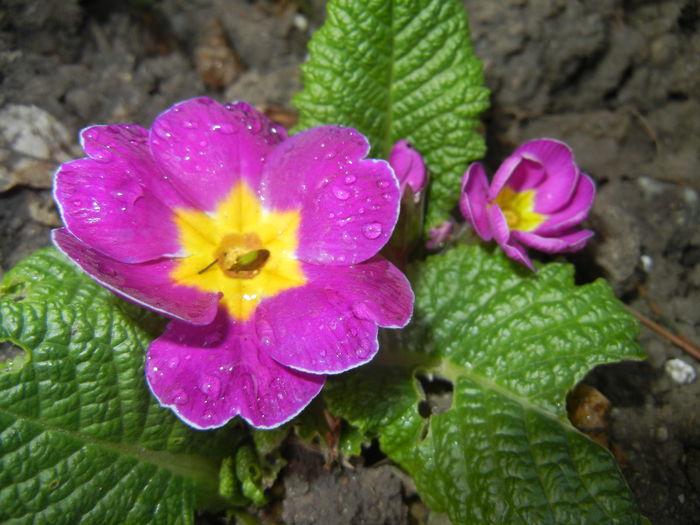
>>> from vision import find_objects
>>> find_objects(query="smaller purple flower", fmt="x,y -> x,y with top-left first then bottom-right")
459,138 -> 595,269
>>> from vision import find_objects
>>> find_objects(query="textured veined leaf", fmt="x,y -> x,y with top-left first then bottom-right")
0,248 -> 246,525
293,0 -> 490,230
326,244 -> 646,524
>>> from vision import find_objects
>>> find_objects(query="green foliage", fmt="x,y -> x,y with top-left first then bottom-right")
0,248 -> 247,525
325,244 -> 646,524
293,0 -> 490,230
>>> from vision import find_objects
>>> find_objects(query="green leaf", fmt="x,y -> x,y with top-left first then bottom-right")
326,244 -> 646,524
0,248 -> 247,525
293,0 -> 490,230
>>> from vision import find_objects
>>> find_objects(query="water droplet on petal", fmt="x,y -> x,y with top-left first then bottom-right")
200,375 -> 221,397
333,187 -> 350,200
172,389 -> 189,405
154,127 -> 173,140
361,222 -> 382,239
202,410 -> 215,421
93,149 -> 112,163
212,123 -> 237,134
168,357 -> 180,369
344,175 -> 356,184
355,341 -> 371,358
183,120 -> 199,129
376,180 -> 389,189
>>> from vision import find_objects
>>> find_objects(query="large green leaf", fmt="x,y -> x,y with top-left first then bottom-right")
325,244 -> 646,524
0,248 -> 247,525
293,0 -> 490,230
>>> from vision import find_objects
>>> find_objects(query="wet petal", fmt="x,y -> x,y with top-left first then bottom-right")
460,163 -> 493,241
535,174 -> 596,235
260,126 -> 400,265
146,310 -> 325,429
513,229 -> 594,253
52,228 -> 219,325
254,257 -> 412,374
149,98 -> 286,212
54,124 -> 187,263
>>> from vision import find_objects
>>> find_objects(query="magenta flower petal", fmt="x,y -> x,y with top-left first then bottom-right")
146,310 -> 325,429
389,139 -> 427,194
260,126 -> 400,265
500,240 -> 535,271
459,163 -> 493,241
54,124 -> 187,263
149,98 -> 285,211
518,139 -> 580,214
513,229 -> 595,254
489,155 -> 546,200
52,228 -> 220,325
255,257 -> 411,374
535,173 -> 595,235
487,204 -> 510,247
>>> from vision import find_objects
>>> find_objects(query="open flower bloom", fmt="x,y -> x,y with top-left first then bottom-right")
459,138 -> 595,270
52,97 -> 413,429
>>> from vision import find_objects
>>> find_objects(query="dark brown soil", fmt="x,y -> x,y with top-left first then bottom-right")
1,1 -> 699,523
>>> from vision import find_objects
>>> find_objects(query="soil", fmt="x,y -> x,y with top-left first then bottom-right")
1,1 -> 699,524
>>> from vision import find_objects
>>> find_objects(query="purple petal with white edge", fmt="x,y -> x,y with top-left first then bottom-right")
52,228 -> 220,325
55,124 -> 189,263
149,97 -> 286,212
146,310 -> 325,429
254,256 -> 412,374
513,229 -> 594,253
459,163 -> 493,241
500,239 -> 535,271
488,155 -> 546,200
517,139 -> 580,214
535,173 -> 596,235
389,139 -> 427,194
260,126 -> 400,266
487,204 -> 511,247
306,256 -> 413,329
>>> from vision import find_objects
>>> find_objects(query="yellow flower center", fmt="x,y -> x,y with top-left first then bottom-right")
492,186 -> 546,232
171,183 -> 306,320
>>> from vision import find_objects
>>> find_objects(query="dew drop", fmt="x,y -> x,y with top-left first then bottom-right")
333,187 -> 350,200
93,149 -> 113,163
361,222 -> 383,239
376,180 -> 390,189
212,123 -> 237,134
355,342 -> 371,358
344,174 -> 356,184
173,389 -> 189,405
203,410 -> 215,421
154,127 -> 173,140
167,357 -> 180,369
183,120 -> 199,129
200,375 -> 221,397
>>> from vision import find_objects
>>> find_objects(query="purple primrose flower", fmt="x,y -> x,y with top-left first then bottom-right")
459,138 -> 595,270
52,97 -> 413,429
